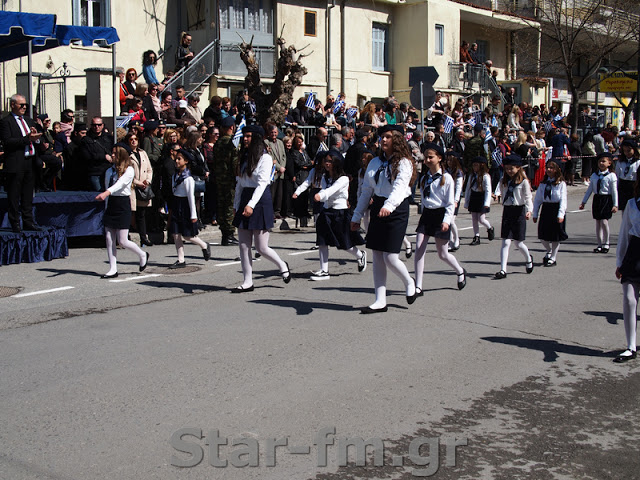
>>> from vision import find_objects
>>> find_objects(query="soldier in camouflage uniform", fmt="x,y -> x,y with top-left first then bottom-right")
214,116 -> 239,245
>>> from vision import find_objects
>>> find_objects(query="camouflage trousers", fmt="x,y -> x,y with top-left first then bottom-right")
216,184 -> 235,237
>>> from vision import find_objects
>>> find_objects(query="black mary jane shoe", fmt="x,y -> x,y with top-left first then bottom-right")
544,259 -> 557,267
405,245 -> 413,259
282,262 -> 292,284
593,247 -> 603,253
470,236 -> 480,246
601,246 -> 609,254
406,280 -> 418,305
494,270 -> 507,280
526,255 -> 534,274
542,255 -> 550,266
140,252 -> 150,272
360,306 -> 388,314
487,227 -> 495,241
202,245 -> 211,261
100,272 -> 118,279
457,269 -> 467,290
416,287 -> 424,297
448,245 -> 460,252
613,349 -> 637,363
231,285 -> 255,293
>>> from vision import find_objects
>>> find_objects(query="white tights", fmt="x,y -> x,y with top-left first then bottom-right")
369,250 -> 415,309
622,282 -> 639,351
449,215 -> 459,248
540,240 -> 560,261
238,229 -> 287,288
471,212 -> 491,236
595,219 -> 610,248
414,234 -> 463,290
318,245 -> 361,273
104,228 -> 146,275
173,234 -> 207,262
500,239 -> 531,272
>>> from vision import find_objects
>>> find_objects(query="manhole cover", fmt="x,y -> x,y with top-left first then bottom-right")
161,265 -> 202,274
0,286 -> 21,298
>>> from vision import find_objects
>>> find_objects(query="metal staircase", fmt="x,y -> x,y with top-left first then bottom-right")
164,39 -> 217,98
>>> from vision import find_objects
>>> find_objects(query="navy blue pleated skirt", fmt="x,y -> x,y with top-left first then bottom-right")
620,235 -> 640,284
366,195 -> 410,253
592,194 -> 613,220
467,191 -> 485,213
316,208 -> 364,249
233,187 -> 274,231
538,202 -> 568,242
501,205 -> 526,241
416,207 -> 450,240
103,195 -> 132,230
169,196 -> 199,238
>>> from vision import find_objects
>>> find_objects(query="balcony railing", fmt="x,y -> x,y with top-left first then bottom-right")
449,63 -> 507,104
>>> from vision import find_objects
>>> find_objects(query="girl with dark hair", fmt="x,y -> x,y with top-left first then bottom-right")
414,143 -> 466,295
445,151 -> 464,252
351,127 -> 418,314
142,50 -> 162,88
532,159 -> 568,267
464,156 -> 494,245
295,149 -> 366,280
495,154 -> 534,279
614,177 -> 640,362
580,152 -> 618,253
231,126 -> 291,292
95,144 -> 149,278
123,68 -> 137,96
183,130 -> 209,228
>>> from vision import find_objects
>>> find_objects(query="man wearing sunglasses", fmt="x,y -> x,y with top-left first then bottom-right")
0,94 -> 43,232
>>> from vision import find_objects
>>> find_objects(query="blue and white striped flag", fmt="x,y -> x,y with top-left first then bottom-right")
472,110 -> 483,125
346,107 -> 358,119
491,115 -> 499,127
232,116 -> 246,148
543,120 -> 553,133
443,115 -> 454,134
491,147 -> 503,166
305,92 -> 315,109
116,113 -> 136,128
554,114 -> 563,122
484,125 -> 493,143
468,117 -> 476,127
333,100 -> 345,114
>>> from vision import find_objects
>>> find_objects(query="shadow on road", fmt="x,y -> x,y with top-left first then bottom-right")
482,336 -> 610,362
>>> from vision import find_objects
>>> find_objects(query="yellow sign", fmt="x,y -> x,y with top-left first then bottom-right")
599,71 -> 638,93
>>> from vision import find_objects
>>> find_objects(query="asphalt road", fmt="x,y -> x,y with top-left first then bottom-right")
0,185 -> 638,480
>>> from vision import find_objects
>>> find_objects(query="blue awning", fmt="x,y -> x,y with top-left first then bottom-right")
0,11 -> 56,45
53,25 -> 119,47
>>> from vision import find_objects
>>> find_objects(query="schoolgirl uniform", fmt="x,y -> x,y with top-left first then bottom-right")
416,168 -> 455,240
170,167 -> 199,238
103,165 -> 135,229
464,168 -> 491,213
232,150 -> 274,231
532,168 -> 568,242
582,168 -> 618,220
500,171 -> 533,241
295,167 -> 324,217
615,140 -> 639,211
352,152 -> 413,253
451,168 -> 464,216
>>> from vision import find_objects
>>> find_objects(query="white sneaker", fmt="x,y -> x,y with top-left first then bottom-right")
310,271 -> 330,281
357,250 -> 367,272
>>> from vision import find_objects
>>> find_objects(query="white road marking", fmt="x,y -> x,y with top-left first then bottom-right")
568,209 -> 588,213
13,286 -> 75,298
289,250 -> 317,256
109,274 -> 163,283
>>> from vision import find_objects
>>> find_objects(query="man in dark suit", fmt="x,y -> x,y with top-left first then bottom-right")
0,94 -> 43,232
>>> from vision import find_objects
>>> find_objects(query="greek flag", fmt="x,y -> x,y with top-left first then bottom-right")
491,147 -> 503,166
554,114 -> 563,122
305,92 -> 315,109
116,113 -> 136,128
472,110 -> 483,125
346,107 -> 358,119
491,115 -> 499,127
484,125 -> 493,143
232,116 -> 246,148
333,100 -> 345,114
443,115 -> 454,134
543,120 -> 553,133
468,117 -> 476,127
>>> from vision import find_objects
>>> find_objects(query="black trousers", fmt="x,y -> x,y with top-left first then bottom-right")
5,166 -> 35,228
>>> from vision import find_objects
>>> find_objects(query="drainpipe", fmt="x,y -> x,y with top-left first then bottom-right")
327,0 -> 336,96
340,0 -> 345,94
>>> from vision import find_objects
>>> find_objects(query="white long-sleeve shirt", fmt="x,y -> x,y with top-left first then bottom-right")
451,169 -> 464,203
616,156 -> 639,182
420,168 -> 455,225
234,152 -> 273,211
464,172 -> 491,209
105,166 -> 134,197
296,174 -> 350,209
582,171 -> 618,207
173,173 -> 197,220
533,179 -> 567,219
617,197 -> 640,268
500,178 -> 533,213
352,155 -> 413,223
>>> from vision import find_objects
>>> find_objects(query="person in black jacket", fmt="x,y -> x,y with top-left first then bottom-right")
83,117 -> 114,191
344,128 -> 371,208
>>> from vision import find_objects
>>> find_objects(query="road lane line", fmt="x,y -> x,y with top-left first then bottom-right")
13,286 -> 75,298
109,274 -> 163,283
289,250 -> 317,256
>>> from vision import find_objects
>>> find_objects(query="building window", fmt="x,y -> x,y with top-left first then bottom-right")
219,0 -> 273,35
372,23 -> 389,72
304,11 -> 317,37
435,24 -> 444,56
72,0 -> 110,27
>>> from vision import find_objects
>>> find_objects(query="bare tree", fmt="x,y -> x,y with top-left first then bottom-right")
238,28 -> 312,126
516,0 -> 640,132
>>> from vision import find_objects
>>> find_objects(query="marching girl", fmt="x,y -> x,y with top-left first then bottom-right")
464,156 -> 495,245
532,159 -> 567,267
494,154 -> 534,279
232,125 -> 291,292
615,138 -> 639,212
579,152 -> 618,253
445,150 -> 464,252
95,144 -> 149,278
357,152 -> 374,232
168,149 -> 211,269
414,143 -> 466,295
294,149 -> 366,280
614,176 -> 640,363
350,125 -> 418,314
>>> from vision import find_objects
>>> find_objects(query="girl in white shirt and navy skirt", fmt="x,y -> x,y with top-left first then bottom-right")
579,152 -> 618,253
231,125 -> 291,292
464,156 -> 495,245
495,154 -> 534,279
532,159 -> 568,267
351,126 -> 418,314
295,149 -> 366,280
168,149 -> 211,269
414,143 -> 466,295
614,177 -> 640,362
445,150 -> 464,252
95,143 -> 149,278
615,138 -> 639,212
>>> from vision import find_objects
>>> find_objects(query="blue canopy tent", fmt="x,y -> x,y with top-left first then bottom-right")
0,11 -> 120,128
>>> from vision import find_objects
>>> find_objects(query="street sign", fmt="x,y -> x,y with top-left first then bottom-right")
409,66 -> 439,87
410,83 -> 436,110
599,71 -> 638,93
